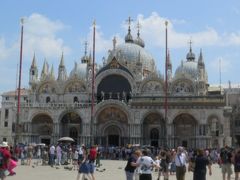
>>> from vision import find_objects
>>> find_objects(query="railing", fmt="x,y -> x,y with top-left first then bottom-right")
131,95 -> 225,105
19,102 -> 91,109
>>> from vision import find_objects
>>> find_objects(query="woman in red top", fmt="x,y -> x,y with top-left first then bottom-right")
0,142 -> 11,180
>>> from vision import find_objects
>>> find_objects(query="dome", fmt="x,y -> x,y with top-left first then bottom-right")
175,61 -> 198,80
110,42 -> 156,73
69,62 -> 87,79
134,36 -> 145,48
186,50 -> 195,61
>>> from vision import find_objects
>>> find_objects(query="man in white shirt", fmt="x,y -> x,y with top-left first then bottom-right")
136,149 -> 159,180
174,146 -> 187,180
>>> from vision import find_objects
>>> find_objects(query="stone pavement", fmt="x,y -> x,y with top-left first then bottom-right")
8,160 -> 227,180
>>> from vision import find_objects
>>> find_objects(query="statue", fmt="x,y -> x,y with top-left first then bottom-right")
117,92 -> 120,100
101,91 -> 105,101
122,91 -> 126,102
109,92 -> 112,99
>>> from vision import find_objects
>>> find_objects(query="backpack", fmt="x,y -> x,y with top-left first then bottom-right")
221,151 -> 230,164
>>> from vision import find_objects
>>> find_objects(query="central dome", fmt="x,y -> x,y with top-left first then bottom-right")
113,42 -> 156,73
175,61 -> 198,80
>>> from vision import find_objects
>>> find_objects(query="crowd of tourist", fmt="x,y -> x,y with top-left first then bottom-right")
1,141 -> 240,180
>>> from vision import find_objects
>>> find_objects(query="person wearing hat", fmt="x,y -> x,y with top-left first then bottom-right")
0,142 -> 11,180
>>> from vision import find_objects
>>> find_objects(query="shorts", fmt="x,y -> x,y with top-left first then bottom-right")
222,163 -> 233,175
88,162 -> 95,173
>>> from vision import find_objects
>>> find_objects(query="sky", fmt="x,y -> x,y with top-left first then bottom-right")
0,0 -> 240,96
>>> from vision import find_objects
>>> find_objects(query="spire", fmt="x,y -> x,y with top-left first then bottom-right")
58,52 -> 67,81
60,51 -> 64,67
125,16 -> 134,43
134,21 -> 145,48
29,52 -> 38,84
113,36 -> 117,50
81,41 -> 89,64
84,41 -> 88,56
41,59 -> 48,80
186,39 -> 195,61
31,53 -> 37,68
50,64 -> 55,80
198,49 -> 205,67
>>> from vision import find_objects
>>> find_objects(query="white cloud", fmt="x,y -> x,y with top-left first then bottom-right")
135,12 -> 221,48
0,37 -> 9,60
86,25 -> 124,54
23,13 -> 71,59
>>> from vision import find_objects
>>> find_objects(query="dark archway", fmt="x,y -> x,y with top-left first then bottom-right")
32,114 -> 53,144
143,113 -> 165,147
97,75 -> 131,101
96,106 -> 128,146
61,112 -> 82,143
173,114 -> 197,148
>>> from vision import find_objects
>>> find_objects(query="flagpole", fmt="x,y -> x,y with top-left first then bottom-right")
16,18 -> 24,145
90,20 -> 96,146
164,21 -> 168,147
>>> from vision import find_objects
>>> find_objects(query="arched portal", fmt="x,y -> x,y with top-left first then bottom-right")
143,113 -> 165,147
32,113 -> 53,145
97,106 -> 128,146
97,74 -> 132,102
60,112 -> 82,143
173,113 -> 197,148
104,125 -> 121,146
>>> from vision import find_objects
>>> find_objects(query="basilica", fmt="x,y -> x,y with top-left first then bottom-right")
0,22 -> 233,148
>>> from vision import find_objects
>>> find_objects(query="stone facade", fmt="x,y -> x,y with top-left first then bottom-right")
0,25 -> 233,148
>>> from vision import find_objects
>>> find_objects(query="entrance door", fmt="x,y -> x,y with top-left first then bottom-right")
182,140 -> 187,148
41,138 -> 50,146
108,135 -> 119,146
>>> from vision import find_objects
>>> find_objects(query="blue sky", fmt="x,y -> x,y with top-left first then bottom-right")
0,0 -> 240,95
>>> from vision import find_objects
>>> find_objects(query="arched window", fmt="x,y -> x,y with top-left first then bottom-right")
46,96 -> 51,103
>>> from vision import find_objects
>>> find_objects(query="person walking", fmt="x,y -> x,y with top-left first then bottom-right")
220,145 -> 233,180
136,149 -> 159,180
76,146 -> 92,180
192,149 -> 212,180
233,148 -> 240,180
124,149 -> 142,180
174,146 -> 187,180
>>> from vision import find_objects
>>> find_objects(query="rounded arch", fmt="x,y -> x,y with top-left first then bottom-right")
170,78 -> 195,96
139,77 -> 165,95
173,113 -> 198,148
97,106 -> 128,125
95,69 -> 136,94
60,111 -> 82,143
95,105 -> 129,146
103,124 -> 122,146
96,74 -> 132,101
36,81 -> 58,94
142,112 -> 165,147
95,101 -> 131,123
63,79 -> 87,93
32,113 -> 53,135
